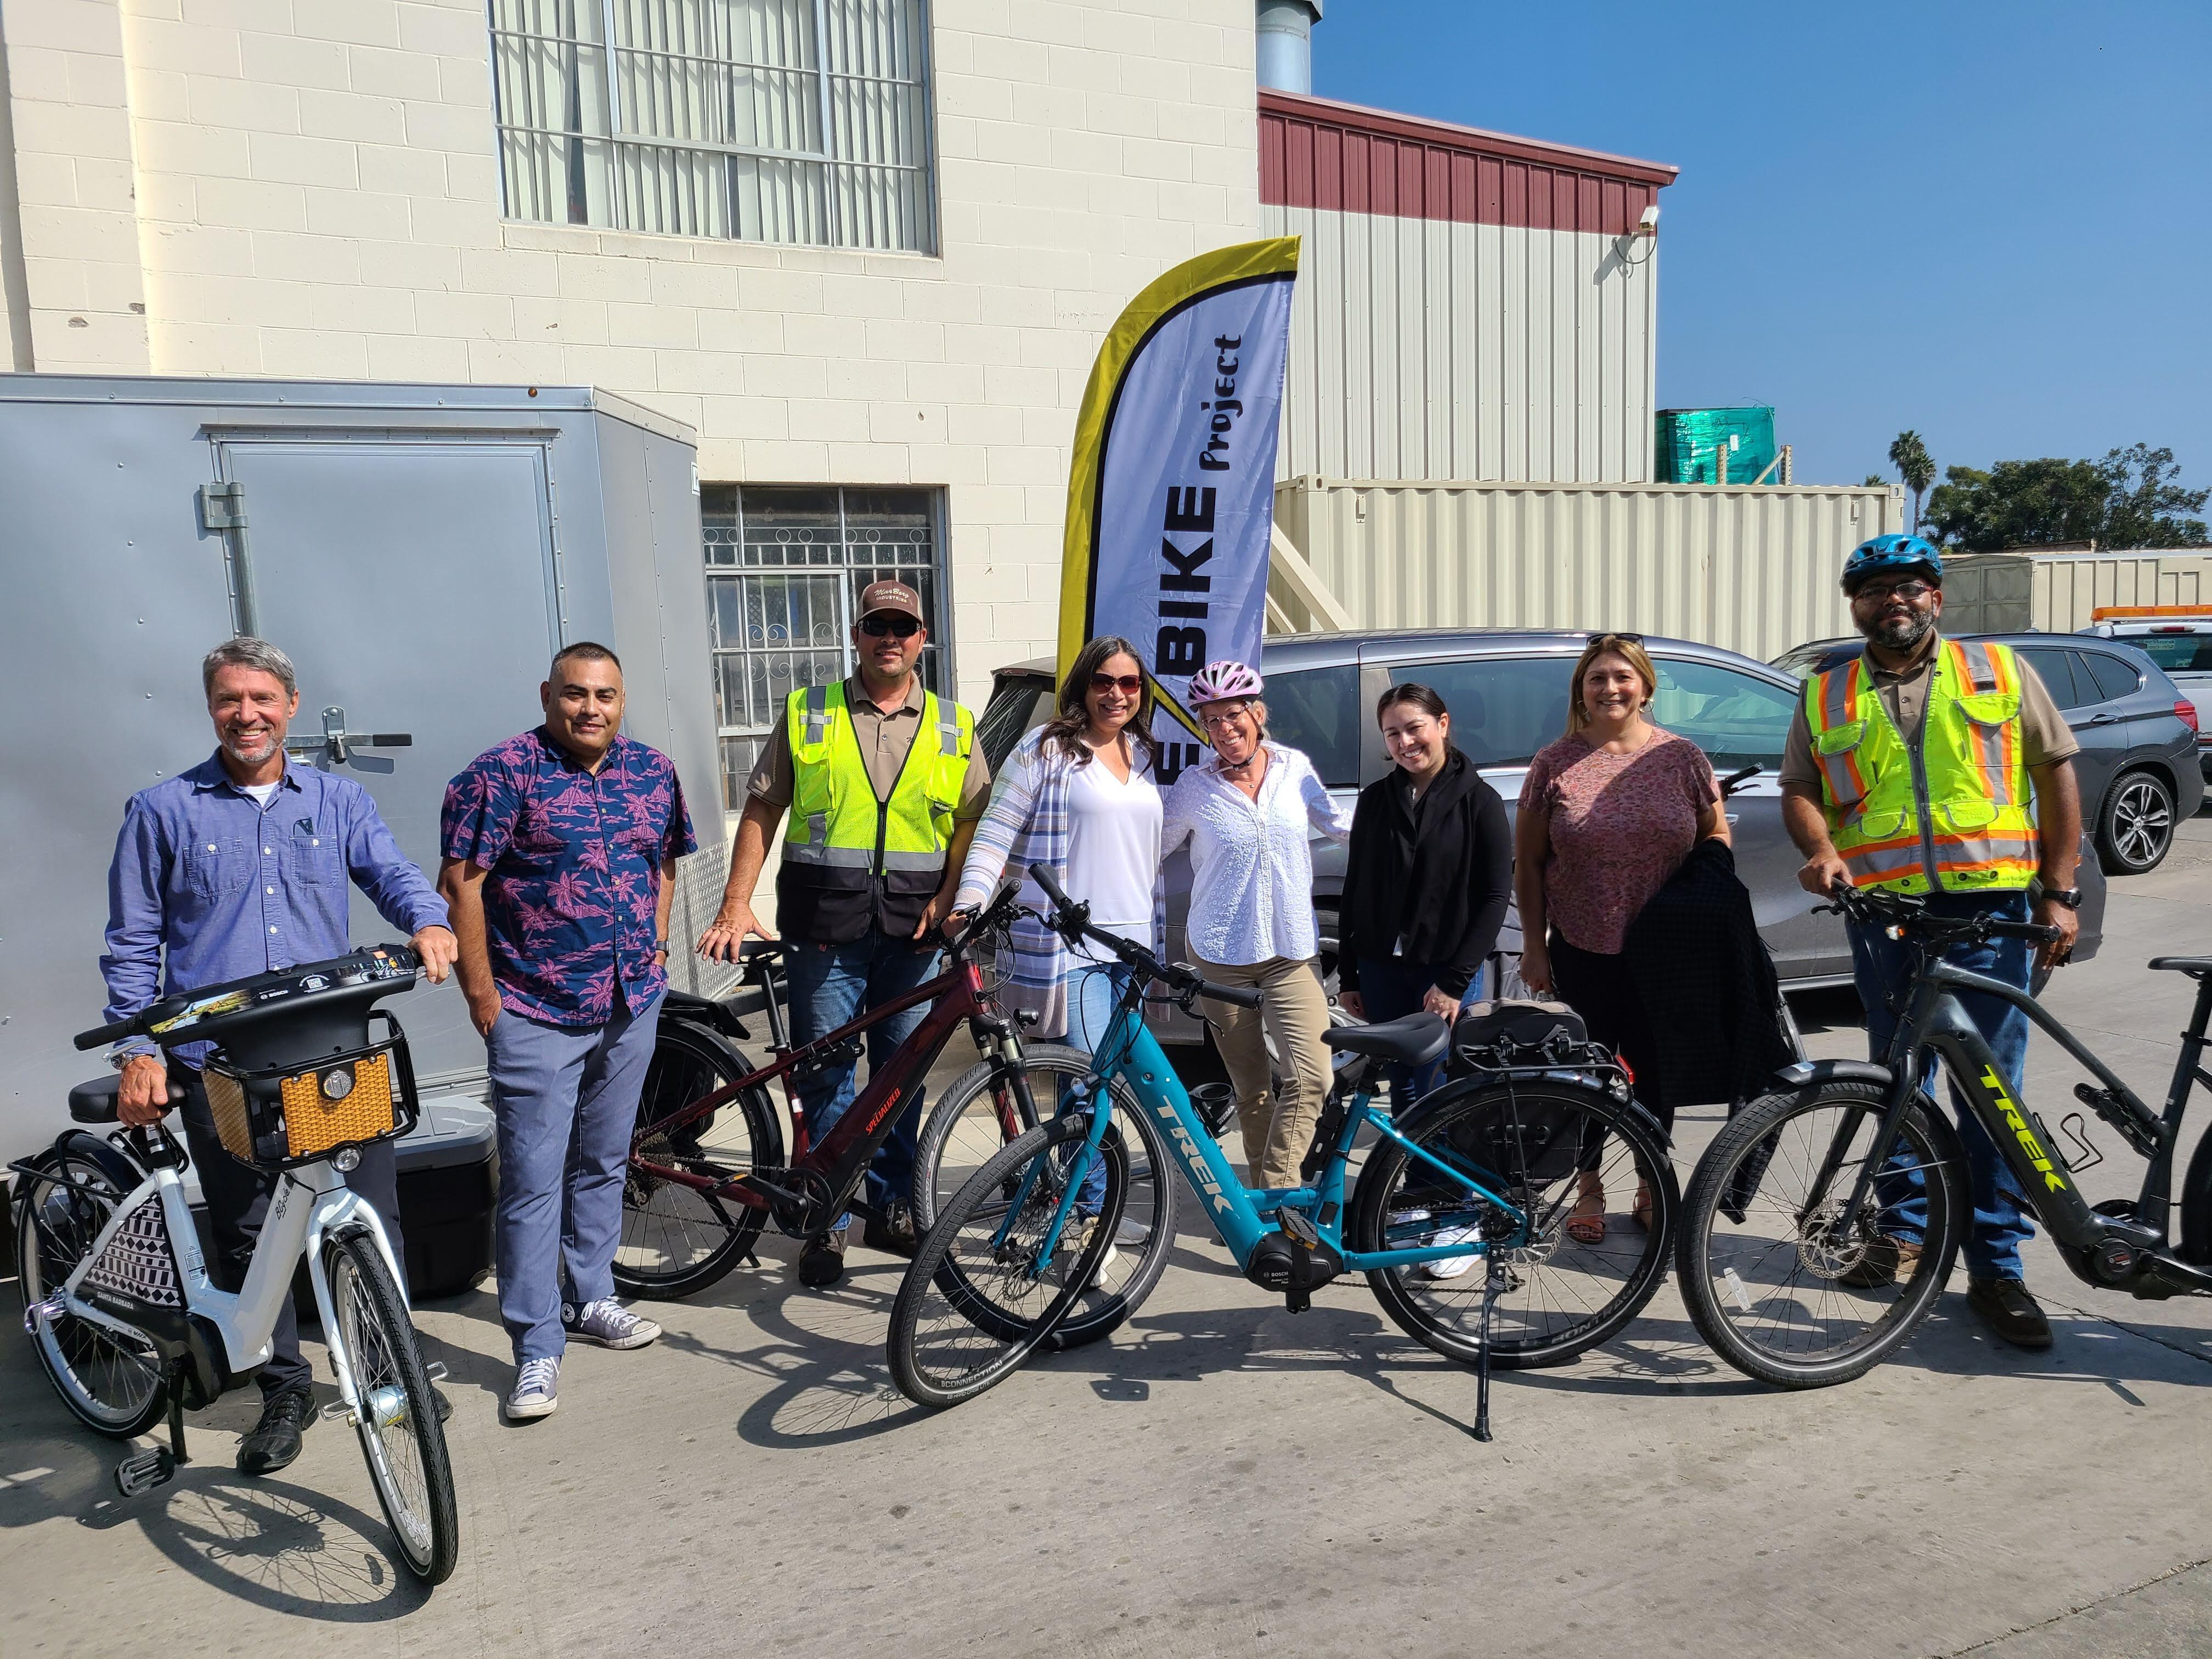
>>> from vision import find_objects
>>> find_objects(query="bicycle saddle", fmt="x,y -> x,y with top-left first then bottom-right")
1324,1012 -> 1451,1068
65,1075 -> 184,1124
2149,956 -> 2212,977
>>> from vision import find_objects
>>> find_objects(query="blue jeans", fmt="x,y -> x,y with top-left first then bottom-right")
487,989 -> 665,1363
1061,958 -> 1137,1211
786,929 -> 941,1223
1848,890 -> 2035,1281
1353,956 -> 1486,1102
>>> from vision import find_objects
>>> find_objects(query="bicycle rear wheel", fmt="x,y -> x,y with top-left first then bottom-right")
14,1146 -> 167,1437
615,1019 -> 782,1300
1677,1080 -> 1963,1388
889,1115 -> 1125,1409
910,1046 -> 1173,1350
1352,1076 -> 1677,1368
325,1229 -> 459,1584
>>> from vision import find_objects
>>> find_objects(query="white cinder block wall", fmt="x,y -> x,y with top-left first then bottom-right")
0,0 -> 1262,705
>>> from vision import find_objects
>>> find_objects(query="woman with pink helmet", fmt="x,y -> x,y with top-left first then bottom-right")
1161,660 -> 1352,1189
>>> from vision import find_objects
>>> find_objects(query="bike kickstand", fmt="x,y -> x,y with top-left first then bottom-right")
1472,1254 -> 1504,1444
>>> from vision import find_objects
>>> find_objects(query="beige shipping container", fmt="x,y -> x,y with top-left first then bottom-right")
1271,476 -> 1904,662
2029,554 -> 2212,632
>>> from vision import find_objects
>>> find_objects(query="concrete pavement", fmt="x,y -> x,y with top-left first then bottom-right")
4,827 -> 2210,1657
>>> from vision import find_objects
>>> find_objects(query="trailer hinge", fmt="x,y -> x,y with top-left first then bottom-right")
198,481 -> 247,531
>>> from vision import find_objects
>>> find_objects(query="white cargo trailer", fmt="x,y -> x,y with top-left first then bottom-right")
0,375 -> 723,1160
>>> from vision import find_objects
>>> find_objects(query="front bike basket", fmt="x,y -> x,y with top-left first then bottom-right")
201,1013 -> 420,1172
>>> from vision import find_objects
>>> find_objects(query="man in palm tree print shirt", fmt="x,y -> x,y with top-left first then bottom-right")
439,643 -> 696,1420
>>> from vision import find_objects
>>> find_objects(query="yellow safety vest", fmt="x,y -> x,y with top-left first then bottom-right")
1804,637 -> 2039,895
777,680 -> 974,941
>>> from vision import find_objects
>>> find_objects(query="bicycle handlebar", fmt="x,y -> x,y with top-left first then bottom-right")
1816,884 -> 2063,946
1026,862 -> 1263,1011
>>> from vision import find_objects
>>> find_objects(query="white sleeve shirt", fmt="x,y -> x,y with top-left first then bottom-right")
1161,743 -> 1351,967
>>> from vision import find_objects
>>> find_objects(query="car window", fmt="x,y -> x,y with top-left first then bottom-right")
1389,657 -> 1572,768
1263,664 -> 1361,788
2079,651 -> 2143,702
2014,647 -> 2087,710
2124,634 -> 2212,672
977,676 -> 1053,772
1648,658 -> 1800,769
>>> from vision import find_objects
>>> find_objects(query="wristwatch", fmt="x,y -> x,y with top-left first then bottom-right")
2042,887 -> 2083,910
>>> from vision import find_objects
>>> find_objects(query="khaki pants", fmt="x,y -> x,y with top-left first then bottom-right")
1194,954 -> 1334,1190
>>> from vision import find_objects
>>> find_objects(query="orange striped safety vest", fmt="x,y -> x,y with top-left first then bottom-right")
1803,637 -> 2039,895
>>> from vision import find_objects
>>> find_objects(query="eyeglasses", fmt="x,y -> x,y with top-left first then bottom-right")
1590,631 -> 1645,645
1850,579 -> 1934,603
858,614 -> 922,639
1088,673 -> 1143,695
1200,702 -> 1255,730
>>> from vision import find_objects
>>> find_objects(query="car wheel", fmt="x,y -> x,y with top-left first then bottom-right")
2097,769 -> 2177,875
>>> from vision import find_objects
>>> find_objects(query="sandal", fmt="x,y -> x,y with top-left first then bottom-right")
1629,1183 -> 1654,1232
1565,1185 -> 1607,1245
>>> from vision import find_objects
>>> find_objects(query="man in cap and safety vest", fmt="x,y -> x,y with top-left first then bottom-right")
698,580 -> 987,1286
1780,533 -> 2083,1349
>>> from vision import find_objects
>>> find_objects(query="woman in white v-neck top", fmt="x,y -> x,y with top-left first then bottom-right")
952,636 -> 1164,1044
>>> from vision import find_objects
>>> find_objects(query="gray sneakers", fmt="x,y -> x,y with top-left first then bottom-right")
505,1356 -> 561,1421
562,1297 -> 662,1350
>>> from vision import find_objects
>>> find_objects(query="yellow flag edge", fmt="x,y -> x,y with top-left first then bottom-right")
1056,235 -> 1303,696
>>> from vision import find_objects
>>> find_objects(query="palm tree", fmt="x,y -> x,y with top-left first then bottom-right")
1889,431 -> 1936,535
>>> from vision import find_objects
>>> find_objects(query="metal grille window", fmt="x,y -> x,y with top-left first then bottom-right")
702,485 -> 945,808
490,0 -> 936,253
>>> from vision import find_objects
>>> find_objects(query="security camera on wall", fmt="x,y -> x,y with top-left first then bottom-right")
1634,205 -> 1659,239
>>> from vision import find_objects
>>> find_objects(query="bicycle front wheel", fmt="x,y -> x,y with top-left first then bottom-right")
616,1019 -> 782,1300
1677,1080 -> 1963,1389
1352,1076 -> 1677,1369
889,1115 -> 1126,1408
325,1230 -> 460,1584
910,1046 -> 1175,1350
14,1146 -> 167,1437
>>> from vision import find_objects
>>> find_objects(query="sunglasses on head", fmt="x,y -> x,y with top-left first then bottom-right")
1590,631 -> 1645,646
859,613 -> 922,639
1088,672 -> 1143,695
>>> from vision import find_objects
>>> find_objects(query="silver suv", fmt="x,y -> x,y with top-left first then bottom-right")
977,629 -> 2107,1037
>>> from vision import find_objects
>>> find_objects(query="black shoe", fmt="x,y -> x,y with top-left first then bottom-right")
238,1389 -> 314,1475
433,1387 -> 453,1425
863,1201 -> 919,1259
798,1227 -> 847,1288
1967,1276 -> 2053,1350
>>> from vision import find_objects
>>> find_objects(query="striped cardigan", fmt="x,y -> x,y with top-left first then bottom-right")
952,729 -> 1167,1039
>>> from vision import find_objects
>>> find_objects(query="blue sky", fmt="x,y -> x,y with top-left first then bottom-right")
1311,1 -> 2212,492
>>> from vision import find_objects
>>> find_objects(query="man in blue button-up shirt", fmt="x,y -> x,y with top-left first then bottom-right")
101,636 -> 456,1475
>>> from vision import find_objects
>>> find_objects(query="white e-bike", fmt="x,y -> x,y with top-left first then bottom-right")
12,945 -> 459,1585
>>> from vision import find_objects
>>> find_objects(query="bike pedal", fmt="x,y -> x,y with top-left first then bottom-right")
320,1400 -> 357,1424
113,1448 -> 176,1498
424,1361 -> 449,1383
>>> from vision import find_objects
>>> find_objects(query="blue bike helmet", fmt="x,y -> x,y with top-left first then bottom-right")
1840,533 -> 1942,593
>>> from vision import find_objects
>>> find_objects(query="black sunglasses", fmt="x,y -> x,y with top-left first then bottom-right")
858,614 -> 922,639
1088,672 -> 1143,695
1589,631 -> 1645,645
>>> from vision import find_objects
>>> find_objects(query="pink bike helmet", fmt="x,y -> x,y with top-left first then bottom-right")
1187,660 -> 1263,704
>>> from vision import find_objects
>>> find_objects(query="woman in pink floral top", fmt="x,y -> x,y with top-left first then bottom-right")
1515,634 -> 1729,1242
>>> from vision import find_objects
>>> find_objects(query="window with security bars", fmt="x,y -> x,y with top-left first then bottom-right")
489,0 -> 936,253
702,485 -> 945,808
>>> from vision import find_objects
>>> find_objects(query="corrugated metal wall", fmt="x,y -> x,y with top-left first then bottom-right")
2029,554 -> 2212,631
1273,477 -> 1905,662
1263,203 -> 1658,484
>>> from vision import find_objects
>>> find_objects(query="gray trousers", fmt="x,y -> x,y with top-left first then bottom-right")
487,991 -> 664,1363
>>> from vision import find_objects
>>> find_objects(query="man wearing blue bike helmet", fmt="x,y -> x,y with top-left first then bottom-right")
1779,533 -> 2083,1348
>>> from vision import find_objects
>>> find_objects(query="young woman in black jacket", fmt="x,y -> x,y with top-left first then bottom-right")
1336,683 -> 1514,1104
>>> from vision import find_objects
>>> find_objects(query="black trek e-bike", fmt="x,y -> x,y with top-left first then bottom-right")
1677,884 -> 2212,1387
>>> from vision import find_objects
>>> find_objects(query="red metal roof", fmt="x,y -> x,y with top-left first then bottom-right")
1260,88 -> 1678,236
